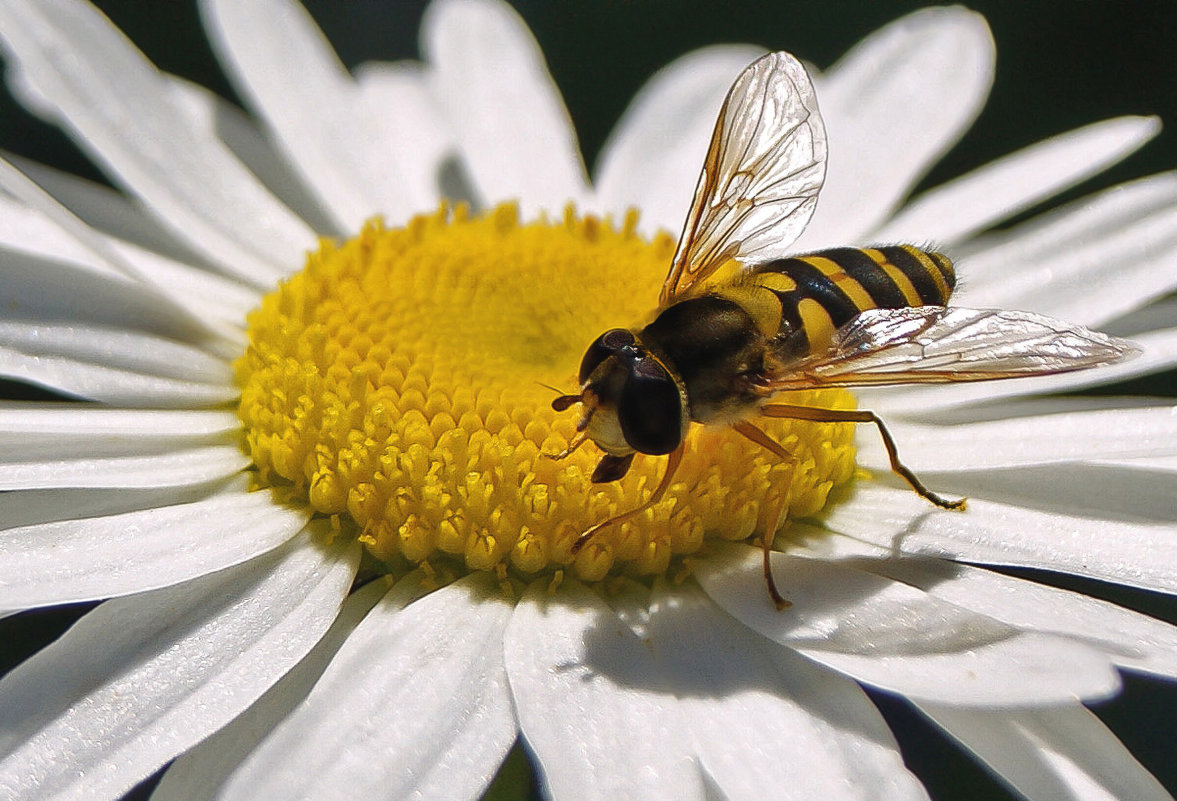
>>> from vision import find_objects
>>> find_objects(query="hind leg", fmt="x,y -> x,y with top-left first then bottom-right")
760,403 -> 966,510
732,420 -> 797,609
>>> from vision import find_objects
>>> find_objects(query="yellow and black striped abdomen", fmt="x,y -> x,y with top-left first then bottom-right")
748,245 -> 955,358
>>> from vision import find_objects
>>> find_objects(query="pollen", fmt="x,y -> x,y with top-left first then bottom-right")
236,204 -> 857,584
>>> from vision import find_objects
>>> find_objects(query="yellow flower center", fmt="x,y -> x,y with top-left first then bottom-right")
236,204 -> 857,585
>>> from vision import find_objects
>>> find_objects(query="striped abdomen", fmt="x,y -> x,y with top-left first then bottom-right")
748,245 -> 956,359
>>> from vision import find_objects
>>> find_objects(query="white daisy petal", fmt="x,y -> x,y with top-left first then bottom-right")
0,0 -> 314,282
0,445 -> 247,490
0,351 -> 236,406
916,703 -> 1171,801
0,321 -> 235,404
201,0 -> 416,231
1104,291 -> 1177,339
355,61 -> 450,212
0,188 -> 260,335
823,483 -> 1177,593
696,545 -> 1120,706
648,582 -> 928,801
0,406 -> 239,454
0,531 -> 359,801
3,152 -> 205,263
422,0 -> 589,217
907,395 -> 1172,427
858,557 -> 1177,679
0,154 -> 244,343
0,487 -> 310,608
876,117 -> 1163,245
0,244 -> 207,341
956,172 -> 1177,290
165,75 -> 340,237
870,326 -> 1177,415
922,462 -> 1173,525
151,578 -> 389,801
593,45 -> 765,236
0,481 -> 242,530
952,176 -> 1177,327
1101,454 -> 1177,472
505,580 -> 703,801
855,406 -> 1177,473
796,7 -> 994,249
219,573 -> 514,801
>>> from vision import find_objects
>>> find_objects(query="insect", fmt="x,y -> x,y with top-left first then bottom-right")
551,51 -> 1139,608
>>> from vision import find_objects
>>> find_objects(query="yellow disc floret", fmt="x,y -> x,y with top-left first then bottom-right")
236,203 -> 856,584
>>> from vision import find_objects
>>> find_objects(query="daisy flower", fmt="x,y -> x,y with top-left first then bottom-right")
0,1 -> 1174,800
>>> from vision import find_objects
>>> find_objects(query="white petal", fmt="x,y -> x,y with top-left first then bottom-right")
0,405 -> 239,444
648,582 -> 928,801
823,482 -> 1177,594
918,462 -> 1174,525
855,406 -> 1177,472
917,703 -> 1171,801
0,0 -> 314,282
903,394 -> 1174,427
0,351 -> 235,406
0,406 -> 246,482
0,480 -> 243,530
0,321 -> 236,406
0,487 -> 310,608
0,310 -> 232,385
4,151 -> 207,264
593,45 -> 765,236
0,237 -> 211,341
0,406 -> 245,482
422,0 -> 588,217
795,8 -> 994,249
1099,454 -> 1177,472
151,578 -> 389,801
1104,292 -> 1177,339
870,326 -> 1177,415
165,75 -> 341,237
220,573 -> 514,801
696,545 -> 1120,706
0,155 -> 243,344
953,174 -> 1177,327
0,531 -> 359,801
855,556 -> 1177,680
876,117 -> 1162,245
0,445 -> 247,490
0,182 -> 260,335
201,0 -> 415,231
355,60 -> 450,213
505,580 -> 703,801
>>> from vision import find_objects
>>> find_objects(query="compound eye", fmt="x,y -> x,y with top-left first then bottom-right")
618,357 -> 683,455
578,328 -> 635,384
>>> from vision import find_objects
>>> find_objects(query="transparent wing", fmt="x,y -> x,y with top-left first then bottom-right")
763,306 -> 1141,390
660,51 -> 827,305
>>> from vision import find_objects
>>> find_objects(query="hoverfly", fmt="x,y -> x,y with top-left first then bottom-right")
552,51 -> 1138,608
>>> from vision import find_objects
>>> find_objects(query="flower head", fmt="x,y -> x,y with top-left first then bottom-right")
0,1 -> 1175,800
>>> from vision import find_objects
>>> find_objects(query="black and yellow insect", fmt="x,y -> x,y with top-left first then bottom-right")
553,51 -> 1137,607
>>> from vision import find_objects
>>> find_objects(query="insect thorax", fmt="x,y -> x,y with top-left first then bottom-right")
639,295 -> 768,424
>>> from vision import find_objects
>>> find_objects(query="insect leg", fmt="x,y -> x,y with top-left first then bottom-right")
570,446 -> 685,555
732,420 -> 797,609
543,430 -> 589,461
760,404 -> 966,510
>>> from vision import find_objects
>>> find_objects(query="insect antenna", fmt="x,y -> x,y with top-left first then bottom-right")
536,381 -> 584,412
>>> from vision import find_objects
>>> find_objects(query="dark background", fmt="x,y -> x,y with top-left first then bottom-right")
0,2 -> 1174,799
